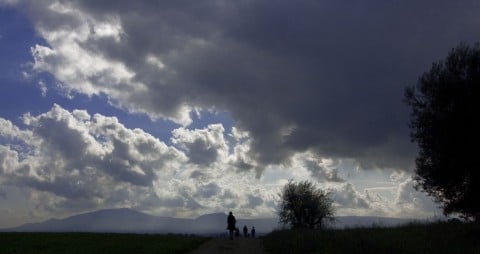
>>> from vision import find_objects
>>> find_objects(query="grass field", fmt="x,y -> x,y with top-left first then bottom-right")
0,232 -> 209,254
262,221 -> 480,254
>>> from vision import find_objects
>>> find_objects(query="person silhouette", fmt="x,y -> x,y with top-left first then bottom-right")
251,226 -> 256,238
243,225 -> 248,237
227,211 -> 236,240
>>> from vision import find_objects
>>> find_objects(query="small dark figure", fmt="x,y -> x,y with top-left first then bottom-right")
243,225 -> 248,237
251,226 -> 256,238
227,211 -> 236,240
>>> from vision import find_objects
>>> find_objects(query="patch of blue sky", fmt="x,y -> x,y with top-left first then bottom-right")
188,109 -> 234,131
0,6 -> 51,122
0,7 -> 236,144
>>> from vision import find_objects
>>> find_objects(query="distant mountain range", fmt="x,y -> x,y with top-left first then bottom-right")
1,208 -> 278,235
1,208 -> 420,235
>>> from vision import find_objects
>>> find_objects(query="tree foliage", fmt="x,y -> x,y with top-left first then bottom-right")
278,180 -> 334,229
405,42 -> 480,220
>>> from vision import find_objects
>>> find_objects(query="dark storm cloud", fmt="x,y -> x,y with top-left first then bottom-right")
18,0 -> 480,171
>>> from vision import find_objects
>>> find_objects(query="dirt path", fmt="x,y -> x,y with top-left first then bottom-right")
189,237 -> 266,254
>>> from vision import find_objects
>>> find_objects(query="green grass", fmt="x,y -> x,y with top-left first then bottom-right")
262,221 -> 480,254
0,232 -> 209,254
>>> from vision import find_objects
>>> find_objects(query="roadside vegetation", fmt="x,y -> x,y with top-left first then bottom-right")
262,221 -> 480,254
0,233 -> 209,254
405,42 -> 480,221
278,180 -> 334,230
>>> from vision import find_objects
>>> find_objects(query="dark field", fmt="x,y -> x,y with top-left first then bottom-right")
0,232 -> 209,254
262,221 -> 480,254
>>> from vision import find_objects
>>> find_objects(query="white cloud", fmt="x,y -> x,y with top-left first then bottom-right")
171,124 -> 228,166
302,154 -> 345,182
37,80 -> 48,96
0,105 -> 442,225
22,0 -> 197,126
333,183 -> 370,210
146,54 -> 166,70
0,106 -> 278,221
0,118 -> 27,140
90,16 -> 123,42
0,105 -> 186,217
392,174 -> 441,217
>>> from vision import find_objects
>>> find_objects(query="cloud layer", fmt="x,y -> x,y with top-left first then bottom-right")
7,0 -> 478,173
0,105 -> 439,224
0,105 -> 281,219
3,1 -> 468,226
1,105 -> 183,211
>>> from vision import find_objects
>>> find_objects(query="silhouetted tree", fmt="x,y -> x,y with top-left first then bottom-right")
405,42 -> 480,221
278,180 -> 334,229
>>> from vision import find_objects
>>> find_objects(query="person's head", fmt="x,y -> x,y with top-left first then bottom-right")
229,211 -> 232,215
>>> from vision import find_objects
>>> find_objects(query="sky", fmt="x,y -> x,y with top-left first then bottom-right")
0,0 -> 479,228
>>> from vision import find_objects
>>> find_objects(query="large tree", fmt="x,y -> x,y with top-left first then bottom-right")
278,180 -> 334,229
405,43 -> 480,220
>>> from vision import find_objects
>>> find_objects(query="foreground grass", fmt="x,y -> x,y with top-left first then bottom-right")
262,221 -> 480,254
0,232 -> 209,254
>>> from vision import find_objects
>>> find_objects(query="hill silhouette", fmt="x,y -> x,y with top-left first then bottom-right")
1,208 -> 418,234
1,209 -> 278,235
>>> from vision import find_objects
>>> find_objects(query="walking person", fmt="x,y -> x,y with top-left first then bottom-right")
227,211 -> 236,240
251,226 -> 256,238
243,225 -> 248,237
